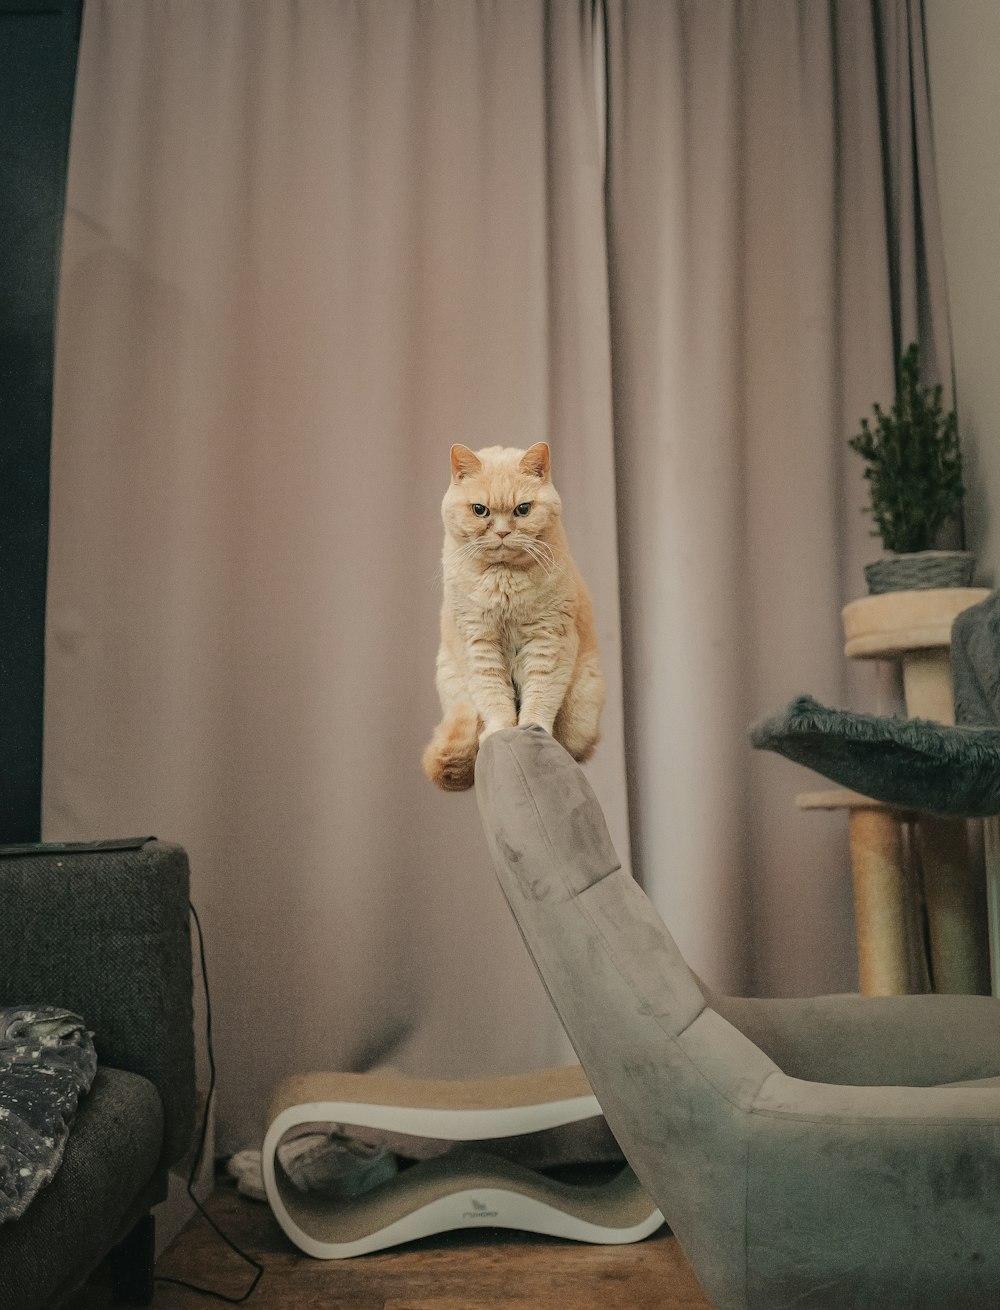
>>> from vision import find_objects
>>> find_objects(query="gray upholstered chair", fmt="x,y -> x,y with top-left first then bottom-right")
476,726 -> 1000,1310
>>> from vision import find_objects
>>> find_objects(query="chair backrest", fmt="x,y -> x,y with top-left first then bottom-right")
476,726 -> 777,1310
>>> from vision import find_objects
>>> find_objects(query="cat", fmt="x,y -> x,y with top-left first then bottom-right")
423,441 -> 604,791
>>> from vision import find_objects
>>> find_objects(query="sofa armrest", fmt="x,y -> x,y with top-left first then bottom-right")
0,839 -> 195,1169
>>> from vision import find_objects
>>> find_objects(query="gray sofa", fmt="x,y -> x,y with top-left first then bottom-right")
0,839 -> 196,1309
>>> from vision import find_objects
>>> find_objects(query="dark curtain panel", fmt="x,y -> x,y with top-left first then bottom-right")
0,0 -> 82,841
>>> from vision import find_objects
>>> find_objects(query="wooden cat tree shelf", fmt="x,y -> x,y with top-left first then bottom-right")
262,1065 -> 662,1259
797,587 -> 991,997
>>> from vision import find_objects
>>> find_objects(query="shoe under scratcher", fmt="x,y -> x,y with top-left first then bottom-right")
229,1128 -> 397,1203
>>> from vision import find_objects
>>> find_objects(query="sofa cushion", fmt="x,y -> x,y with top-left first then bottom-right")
0,1066 -> 164,1310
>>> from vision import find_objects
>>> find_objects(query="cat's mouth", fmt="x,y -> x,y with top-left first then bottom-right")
487,538 -> 520,560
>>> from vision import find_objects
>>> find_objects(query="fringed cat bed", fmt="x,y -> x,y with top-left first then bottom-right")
262,1065 -> 662,1258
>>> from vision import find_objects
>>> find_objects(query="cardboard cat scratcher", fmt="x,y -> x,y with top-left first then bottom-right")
262,1065 -> 662,1258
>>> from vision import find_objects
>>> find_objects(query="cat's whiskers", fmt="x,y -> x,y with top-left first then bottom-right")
442,533 -> 564,584
435,538 -> 488,581
534,539 -> 557,569
463,538 -> 497,572
520,536 -> 558,576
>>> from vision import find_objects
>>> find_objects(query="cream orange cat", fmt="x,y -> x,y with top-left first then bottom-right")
423,442 -> 604,791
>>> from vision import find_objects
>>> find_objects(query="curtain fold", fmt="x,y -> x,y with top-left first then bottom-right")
602,0 -> 953,996
46,0 -> 953,1147
874,0 -> 954,398
47,0 -> 628,1151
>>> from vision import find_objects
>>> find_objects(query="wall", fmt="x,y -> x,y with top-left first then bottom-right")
925,0 -> 1000,582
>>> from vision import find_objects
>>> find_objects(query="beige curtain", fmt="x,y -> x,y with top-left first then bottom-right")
604,0 -> 952,995
46,0 -> 951,1149
47,0 -> 627,1150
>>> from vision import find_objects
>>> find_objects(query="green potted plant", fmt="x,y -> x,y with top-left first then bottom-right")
849,341 -> 971,594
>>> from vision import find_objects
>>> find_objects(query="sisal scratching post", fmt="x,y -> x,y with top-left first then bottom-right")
901,649 -> 957,726
987,817 -> 1000,997
849,806 -> 912,995
797,790 -> 914,995
917,817 -> 990,994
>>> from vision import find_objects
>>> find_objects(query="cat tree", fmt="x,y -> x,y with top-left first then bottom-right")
797,586 -> 991,996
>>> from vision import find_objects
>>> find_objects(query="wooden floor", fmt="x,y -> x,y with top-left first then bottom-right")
72,1177 -> 713,1309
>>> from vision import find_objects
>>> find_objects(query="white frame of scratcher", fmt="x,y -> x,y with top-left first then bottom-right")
261,1067 -> 663,1259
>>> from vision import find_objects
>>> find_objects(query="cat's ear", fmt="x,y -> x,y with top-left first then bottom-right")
519,442 -> 550,481
450,444 -> 483,481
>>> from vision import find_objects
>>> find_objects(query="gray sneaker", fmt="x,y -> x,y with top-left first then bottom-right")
277,1127 -> 398,1199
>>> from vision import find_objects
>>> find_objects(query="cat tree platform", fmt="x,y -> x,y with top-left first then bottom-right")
262,1065 -> 663,1259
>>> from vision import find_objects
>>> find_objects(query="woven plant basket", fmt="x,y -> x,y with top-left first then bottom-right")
864,550 -> 975,595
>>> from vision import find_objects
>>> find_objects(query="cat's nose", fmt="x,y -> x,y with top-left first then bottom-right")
496,530 -> 511,539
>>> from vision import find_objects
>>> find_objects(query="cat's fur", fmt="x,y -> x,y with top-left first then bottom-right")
423,442 -> 604,791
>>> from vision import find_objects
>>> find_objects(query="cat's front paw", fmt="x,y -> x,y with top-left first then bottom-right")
517,716 -> 554,734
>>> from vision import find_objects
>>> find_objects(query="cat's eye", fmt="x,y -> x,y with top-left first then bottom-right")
514,502 -> 532,516
471,503 -> 490,517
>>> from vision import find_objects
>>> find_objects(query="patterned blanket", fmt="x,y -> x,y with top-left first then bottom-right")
0,1006 -> 97,1223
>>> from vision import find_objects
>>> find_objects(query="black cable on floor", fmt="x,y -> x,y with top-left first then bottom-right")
154,902 -> 265,1303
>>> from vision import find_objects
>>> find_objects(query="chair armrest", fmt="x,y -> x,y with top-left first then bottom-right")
0,839 -> 195,1169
